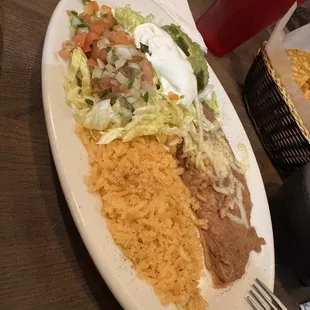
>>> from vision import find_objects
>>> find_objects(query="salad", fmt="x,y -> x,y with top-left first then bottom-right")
58,2 -> 224,171
58,1 -> 248,197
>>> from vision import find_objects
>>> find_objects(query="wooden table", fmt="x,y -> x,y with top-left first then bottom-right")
1,0 -> 309,309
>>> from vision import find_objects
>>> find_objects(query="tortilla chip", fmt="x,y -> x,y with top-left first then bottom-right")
304,89 -> 310,101
301,82 -> 309,92
286,48 -> 310,102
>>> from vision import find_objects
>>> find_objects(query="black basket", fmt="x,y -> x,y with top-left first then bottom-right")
243,44 -> 310,177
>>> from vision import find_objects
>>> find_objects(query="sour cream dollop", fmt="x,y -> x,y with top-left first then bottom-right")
134,23 -> 197,105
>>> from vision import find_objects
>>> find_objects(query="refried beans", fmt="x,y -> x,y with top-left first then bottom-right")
177,106 -> 265,287
181,164 -> 265,287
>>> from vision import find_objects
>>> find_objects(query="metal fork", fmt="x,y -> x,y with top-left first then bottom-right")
247,278 -> 287,310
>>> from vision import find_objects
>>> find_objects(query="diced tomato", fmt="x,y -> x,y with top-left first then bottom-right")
99,48 -> 107,63
140,59 -> 154,86
109,80 -> 119,93
89,19 -> 110,35
92,77 -> 112,93
101,5 -> 113,27
84,31 -> 99,53
85,51 -> 91,59
168,91 -> 179,101
81,14 -> 91,24
90,43 -> 107,63
83,1 -> 99,15
109,31 -> 134,45
121,65 -> 131,77
111,85 -> 121,94
101,4 -> 112,15
103,12 -> 114,27
111,85 -> 128,94
102,30 -> 111,39
90,42 -> 100,60
58,48 -> 70,59
119,84 -> 129,94
72,32 -> 88,49
109,80 -> 128,94
100,77 -> 112,91
87,59 -> 98,67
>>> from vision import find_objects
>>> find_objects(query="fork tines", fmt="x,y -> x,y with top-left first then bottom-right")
247,278 -> 287,310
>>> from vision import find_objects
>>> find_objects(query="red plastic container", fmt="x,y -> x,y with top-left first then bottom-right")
196,0 -> 304,57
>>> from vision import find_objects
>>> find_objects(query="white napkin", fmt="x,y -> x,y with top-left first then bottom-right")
266,2 -> 310,131
153,0 -> 207,50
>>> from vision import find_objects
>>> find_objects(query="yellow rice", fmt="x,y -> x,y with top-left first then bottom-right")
76,124 -> 206,310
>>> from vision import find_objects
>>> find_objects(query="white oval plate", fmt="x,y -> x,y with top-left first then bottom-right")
42,0 -> 275,309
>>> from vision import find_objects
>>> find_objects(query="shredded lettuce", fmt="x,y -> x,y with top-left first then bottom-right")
205,91 -> 219,116
112,100 -> 133,126
74,99 -> 122,131
98,128 -> 124,144
64,48 -> 93,109
68,12 -> 84,36
113,5 -> 154,34
97,94 -> 197,148
66,87 -> 90,110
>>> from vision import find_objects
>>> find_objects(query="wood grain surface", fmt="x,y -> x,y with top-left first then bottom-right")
0,0 -> 309,309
